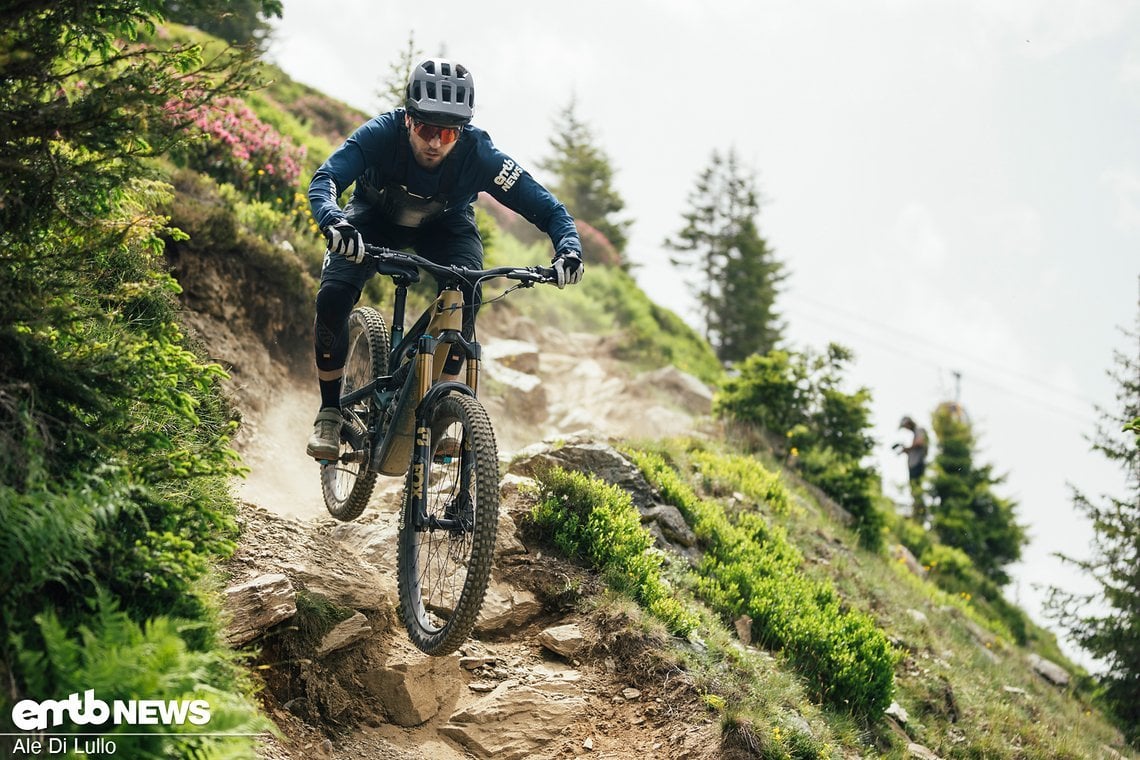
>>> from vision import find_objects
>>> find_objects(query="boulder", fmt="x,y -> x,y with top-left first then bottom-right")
1028,654 -> 1071,686
440,678 -> 587,759
637,366 -> 714,415
537,623 -> 588,659
508,438 -> 657,510
475,582 -> 543,634
224,573 -> 296,646
315,612 -> 373,657
362,644 -> 463,726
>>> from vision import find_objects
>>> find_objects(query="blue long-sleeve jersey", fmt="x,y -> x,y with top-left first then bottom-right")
308,109 -> 582,257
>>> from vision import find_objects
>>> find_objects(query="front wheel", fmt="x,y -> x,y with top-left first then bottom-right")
320,306 -> 390,521
397,393 -> 500,656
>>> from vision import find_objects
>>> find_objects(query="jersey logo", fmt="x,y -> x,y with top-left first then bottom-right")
493,159 -> 523,191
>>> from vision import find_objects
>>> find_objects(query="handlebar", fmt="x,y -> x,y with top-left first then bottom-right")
362,244 -> 557,286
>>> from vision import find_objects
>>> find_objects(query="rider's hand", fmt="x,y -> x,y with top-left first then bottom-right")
324,221 -> 365,264
551,251 -> 583,289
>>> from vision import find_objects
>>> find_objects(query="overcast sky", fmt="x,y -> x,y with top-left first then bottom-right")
267,0 -> 1140,667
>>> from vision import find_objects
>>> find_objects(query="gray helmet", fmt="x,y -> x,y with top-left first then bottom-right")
405,58 -> 475,127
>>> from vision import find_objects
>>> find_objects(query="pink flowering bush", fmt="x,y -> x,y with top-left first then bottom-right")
166,95 -> 306,204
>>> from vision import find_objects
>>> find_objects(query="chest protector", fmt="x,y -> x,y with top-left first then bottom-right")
356,123 -> 463,228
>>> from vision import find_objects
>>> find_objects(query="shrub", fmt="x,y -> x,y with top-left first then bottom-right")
690,449 -> 792,515
531,467 -> 699,636
629,450 -> 897,716
166,94 -> 306,204
714,344 -> 885,550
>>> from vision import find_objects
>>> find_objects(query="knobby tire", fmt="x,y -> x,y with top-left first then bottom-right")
397,393 -> 500,656
320,306 -> 390,521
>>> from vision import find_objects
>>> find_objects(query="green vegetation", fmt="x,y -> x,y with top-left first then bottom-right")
667,148 -> 786,361
628,448 -> 897,716
715,344 -> 887,549
928,404 -> 1027,586
0,5 -> 284,755
538,97 -> 632,258
1047,306 -> 1140,743
531,467 -> 699,636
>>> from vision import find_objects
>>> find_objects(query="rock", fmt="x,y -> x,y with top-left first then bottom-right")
440,678 -> 588,759
460,656 -> 496,670
362,644 -> 463,727
224,573 -> 296,646
891,543 -> 927,578
906,743 -> 944,759
482,353 -> 547,424
734,615 -> 753,645
1028,654 -> 1071,686
315,612 -> 372,657
508,438 -> 657,509
886,701 -> 909,724
537,623 -> 588,659
641,504 -> 697,547
475,583 -> 543,633
637,366 -> 714,415
496,510 -> 526,558
482,339 -> 540,375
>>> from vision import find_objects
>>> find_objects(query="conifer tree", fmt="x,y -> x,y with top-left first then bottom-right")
1046,300 -> 1140,744
666,149 -> 784,363
928,405 -> 1027,586
538,97 -> 630,254
376,33 -> 423,112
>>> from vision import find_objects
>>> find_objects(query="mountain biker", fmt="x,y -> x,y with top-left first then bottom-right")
305,58 -> 584,461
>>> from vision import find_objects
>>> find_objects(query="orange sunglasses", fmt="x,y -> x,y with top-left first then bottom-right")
410,118 -> 461,145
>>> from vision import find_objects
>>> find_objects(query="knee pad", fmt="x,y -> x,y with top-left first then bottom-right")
314,281 -> 358,371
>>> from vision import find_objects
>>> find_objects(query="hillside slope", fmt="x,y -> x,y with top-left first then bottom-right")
159,50 -> 1135,760
179,237 -> 1135,758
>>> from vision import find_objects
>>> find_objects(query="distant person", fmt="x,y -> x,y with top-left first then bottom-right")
305,58 -> 584,460
894,415 -> 929,521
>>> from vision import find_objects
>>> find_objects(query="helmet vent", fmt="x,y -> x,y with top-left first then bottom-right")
426,82 -> 436,99
441,62 -> 451,76
442,84 -> 452,102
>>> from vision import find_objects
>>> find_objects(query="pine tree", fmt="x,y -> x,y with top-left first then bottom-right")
376,33 -> 423,112
537,97 -> 630,255
928,405 -> 1027,586
666,149 -> 784,362
1046,297 -> 1140,744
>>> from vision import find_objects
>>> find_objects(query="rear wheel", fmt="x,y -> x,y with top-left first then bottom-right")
320,306 -> 389,521
397,393 -> 500,655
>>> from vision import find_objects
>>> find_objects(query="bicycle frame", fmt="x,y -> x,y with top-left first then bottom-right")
338,245 -> 552,530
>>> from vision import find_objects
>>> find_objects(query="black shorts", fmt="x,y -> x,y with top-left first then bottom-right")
908,461 -> 926,482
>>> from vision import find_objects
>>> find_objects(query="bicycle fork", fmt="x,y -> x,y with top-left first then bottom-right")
409,420 -> 475,533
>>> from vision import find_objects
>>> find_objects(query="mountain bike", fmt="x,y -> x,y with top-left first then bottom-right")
317,244 -> 555,656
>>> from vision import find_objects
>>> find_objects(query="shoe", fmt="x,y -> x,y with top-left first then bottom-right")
433,435 -> 462,461
306,408 -> 342,461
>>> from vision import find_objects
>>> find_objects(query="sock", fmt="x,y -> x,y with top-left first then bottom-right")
319,378 -> 342,410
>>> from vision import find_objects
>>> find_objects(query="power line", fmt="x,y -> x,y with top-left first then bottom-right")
782,304 -> 1096,428
782,290 -> 1100,409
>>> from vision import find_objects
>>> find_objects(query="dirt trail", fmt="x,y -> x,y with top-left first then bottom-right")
236,317 -> 706,522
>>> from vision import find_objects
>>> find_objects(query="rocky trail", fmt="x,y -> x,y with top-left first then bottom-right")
223,309 -> 721,759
